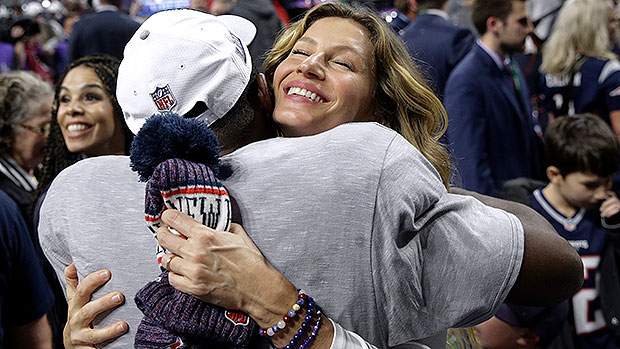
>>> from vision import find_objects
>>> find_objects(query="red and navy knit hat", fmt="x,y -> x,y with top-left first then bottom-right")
130,113 -> 256,348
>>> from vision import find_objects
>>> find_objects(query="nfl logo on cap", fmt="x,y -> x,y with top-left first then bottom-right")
150,85 -> 177,112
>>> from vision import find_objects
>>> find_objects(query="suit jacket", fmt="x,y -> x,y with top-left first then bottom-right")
444,43 -> 543,195
401,13 -> 474,96
68,10 -> 140,62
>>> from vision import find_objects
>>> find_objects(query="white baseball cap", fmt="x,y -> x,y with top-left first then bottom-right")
117,9 -> 256,134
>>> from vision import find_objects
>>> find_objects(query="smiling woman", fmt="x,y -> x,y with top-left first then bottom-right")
36,55 -> 134,198
30,55 -> 134,348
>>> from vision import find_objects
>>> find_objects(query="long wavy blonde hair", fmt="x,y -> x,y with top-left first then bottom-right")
262,2 -> 451,188
541,0 -> 616,75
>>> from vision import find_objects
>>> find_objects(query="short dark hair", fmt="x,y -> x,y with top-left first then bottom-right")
471,0 -> 524,35
417,0 -> 448,11
545,114 -> 620,178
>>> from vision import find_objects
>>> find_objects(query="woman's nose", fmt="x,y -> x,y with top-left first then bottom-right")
297,53 -> 325,80
66,100 -> 83,115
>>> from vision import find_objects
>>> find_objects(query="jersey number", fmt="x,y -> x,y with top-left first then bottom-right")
572,255 -> 606,334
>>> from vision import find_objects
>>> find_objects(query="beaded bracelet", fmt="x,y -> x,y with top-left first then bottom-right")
275,306 -> 322,349
298,306 -> 322,349
259,290 -> 310,337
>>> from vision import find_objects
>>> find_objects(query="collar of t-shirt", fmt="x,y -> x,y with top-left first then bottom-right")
419,9 -> 449,20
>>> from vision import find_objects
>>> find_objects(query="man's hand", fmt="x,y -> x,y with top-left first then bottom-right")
63,264 -> 128,348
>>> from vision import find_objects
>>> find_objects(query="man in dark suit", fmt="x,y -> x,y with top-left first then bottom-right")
401,0 -> 474,97
67,0 -> 139,62
444,0 -> 543,195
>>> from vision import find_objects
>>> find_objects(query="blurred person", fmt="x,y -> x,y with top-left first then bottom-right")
444,0 -> 544,195
0,190 -> 54,349
475,302 -> 569,348
401,0 -> 474,97
209,0 -> 233,14
0,70 -> 52,217
447,0 -> 474,30
32,55 -> 134,349
11,18 -> 53,83
54,13 -> 80,78
67,0 -> 139,62
389,0 -> 418,35
228,0 -> 283,67
540,0 -> 620,139
47,6 -> 582,349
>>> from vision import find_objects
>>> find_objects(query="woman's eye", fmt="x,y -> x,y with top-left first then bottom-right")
59,96 -> 70,103
84,93 -> 100,101
292,49 -> 310,56
335,61 -> 353,70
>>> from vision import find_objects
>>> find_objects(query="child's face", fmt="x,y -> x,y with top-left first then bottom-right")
556,171 -> 612,209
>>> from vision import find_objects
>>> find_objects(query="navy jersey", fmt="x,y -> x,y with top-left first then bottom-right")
530,189 -> 619,348
541,56 -> 620,124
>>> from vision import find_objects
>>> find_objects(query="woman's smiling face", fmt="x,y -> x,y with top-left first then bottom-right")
272,17 -> 377,137
57,66 -> 125,157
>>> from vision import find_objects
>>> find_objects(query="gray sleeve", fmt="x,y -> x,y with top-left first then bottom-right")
371,135 -> 524,346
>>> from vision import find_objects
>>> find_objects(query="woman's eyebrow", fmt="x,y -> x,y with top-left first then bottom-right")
297,36 -> 368,63
60,84 -> 105,92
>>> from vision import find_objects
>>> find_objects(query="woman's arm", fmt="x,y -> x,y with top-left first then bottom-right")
62,264 -> 128,349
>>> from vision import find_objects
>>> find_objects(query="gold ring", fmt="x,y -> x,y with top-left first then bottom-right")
165,255 -> 178,270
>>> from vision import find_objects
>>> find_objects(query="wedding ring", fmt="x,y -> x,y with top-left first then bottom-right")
165,255 -> 178,270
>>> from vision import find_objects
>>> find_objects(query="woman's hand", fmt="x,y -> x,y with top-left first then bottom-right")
157,209 -> 299,326
158,209 -> 335,348
63,264 -> 128,348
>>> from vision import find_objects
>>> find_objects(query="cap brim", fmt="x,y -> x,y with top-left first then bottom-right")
217,15 -> 257,45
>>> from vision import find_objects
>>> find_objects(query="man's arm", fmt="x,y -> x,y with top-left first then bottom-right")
451,187 -> 584,304
4,315 -> 52,349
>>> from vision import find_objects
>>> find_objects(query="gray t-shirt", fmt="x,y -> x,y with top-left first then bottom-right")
39,122 -> 523,348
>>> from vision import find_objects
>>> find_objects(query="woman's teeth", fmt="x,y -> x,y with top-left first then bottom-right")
67,124 -> 89,133
287,87 -> 325,103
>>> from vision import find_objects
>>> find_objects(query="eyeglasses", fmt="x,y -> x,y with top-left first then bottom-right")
18,123 -> 51,136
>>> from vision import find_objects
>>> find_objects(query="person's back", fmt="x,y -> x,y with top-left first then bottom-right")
401,0 -> 474,96
525,114 -> 620,348
40,123 -> 525,347
0,189 -> 54,348
67,0 -> 139,61
230,0 -> 282,68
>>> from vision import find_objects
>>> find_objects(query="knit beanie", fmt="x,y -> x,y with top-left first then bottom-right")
130,114 -> 257,348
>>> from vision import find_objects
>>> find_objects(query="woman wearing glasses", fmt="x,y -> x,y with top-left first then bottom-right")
0,70 -> 53,217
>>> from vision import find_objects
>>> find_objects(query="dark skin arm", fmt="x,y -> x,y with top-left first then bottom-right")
451,187 -> 584,305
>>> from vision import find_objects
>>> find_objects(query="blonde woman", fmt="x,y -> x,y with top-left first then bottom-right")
541,0 -> 620,139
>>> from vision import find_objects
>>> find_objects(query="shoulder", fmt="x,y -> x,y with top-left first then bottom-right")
0,189 -> 19,216
48,156 -> 135,199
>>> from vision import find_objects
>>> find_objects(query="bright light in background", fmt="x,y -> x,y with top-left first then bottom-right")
41,0 -> 51,8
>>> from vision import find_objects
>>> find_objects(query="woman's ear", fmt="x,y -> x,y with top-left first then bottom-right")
257,73 -> 273,114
